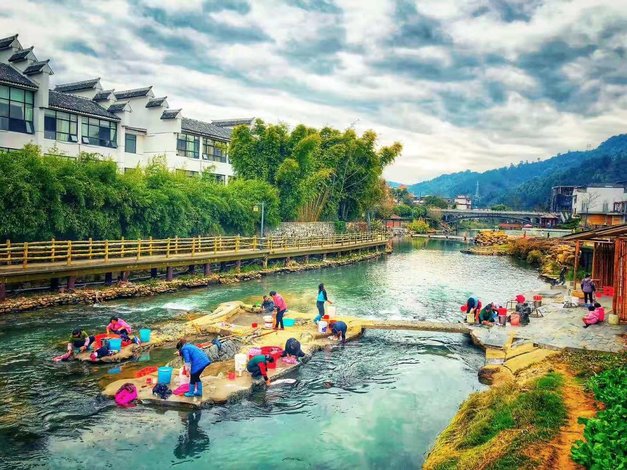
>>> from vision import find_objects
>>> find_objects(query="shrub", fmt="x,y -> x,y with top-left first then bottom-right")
407,219 -> 431,234
526,249 -> 543,266
571,368 -> 627,469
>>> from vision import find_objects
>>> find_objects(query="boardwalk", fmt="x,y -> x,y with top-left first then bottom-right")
0,233 -> 389,292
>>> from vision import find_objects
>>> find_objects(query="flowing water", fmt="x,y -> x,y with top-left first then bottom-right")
0,239 -> 548,469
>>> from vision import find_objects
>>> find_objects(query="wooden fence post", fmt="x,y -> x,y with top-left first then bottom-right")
6,240 -> 11,264
104,240 -> 109,262
137,239 -> 142,260
51,238 -> 56,262
23,242 -> 28,268
236,235 -> 240,253
66,240 -> 72,266
175,236 -> 179,255
166,238 -> 171,259
120,237 -> 125,258
88,237 -> 93,260
149,236 -> 154,256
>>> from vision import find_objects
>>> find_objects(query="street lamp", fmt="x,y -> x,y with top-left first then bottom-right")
253,201 -> 265,238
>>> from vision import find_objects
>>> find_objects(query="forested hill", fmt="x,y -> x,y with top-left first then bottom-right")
398,134 -> 627,210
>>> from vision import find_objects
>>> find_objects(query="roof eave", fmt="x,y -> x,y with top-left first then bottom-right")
0,78 -> 38,90
48,104 -> 120,122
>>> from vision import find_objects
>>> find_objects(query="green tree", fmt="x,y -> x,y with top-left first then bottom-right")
423,195 -> 449,209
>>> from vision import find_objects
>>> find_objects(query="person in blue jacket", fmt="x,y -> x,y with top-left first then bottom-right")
176,339 -> 211,398
329,320 -> 347,343
314,283 -> 333,323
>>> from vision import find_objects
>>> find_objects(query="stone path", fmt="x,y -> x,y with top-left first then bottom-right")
470,292 -> 626,354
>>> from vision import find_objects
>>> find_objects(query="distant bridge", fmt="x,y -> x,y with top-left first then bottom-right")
440,209 -> 562,227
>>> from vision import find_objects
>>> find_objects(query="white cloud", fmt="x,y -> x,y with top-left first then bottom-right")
2,0 -> 627,184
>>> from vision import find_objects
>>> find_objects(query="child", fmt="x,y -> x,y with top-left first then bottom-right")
582,305 -> 599,328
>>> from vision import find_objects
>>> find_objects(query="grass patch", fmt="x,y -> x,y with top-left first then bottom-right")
424,372 -> 566,470
558,350 -> 627,379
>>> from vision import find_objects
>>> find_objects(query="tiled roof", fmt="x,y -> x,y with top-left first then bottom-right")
161,108 -> 181,120
108,102 -> 129,113
114,86 -> 152,100
92,89 -> 114,102
0,34 -> 18,50
146,96 -> 167,108
48,90 -> 119,121
8,47 -> 34,63
55,78 -> 100,93
211,118 -> 254,128
23,60 -> 51,75
181,117 -> 232,141
0,63 -> 38,89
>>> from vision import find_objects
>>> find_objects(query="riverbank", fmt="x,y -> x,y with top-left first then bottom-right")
462,231 -> 576,281
0,250 -> 386,315
424,350 -> 626,470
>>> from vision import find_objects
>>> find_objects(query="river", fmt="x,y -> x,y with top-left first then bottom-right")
0,239 -> 548,469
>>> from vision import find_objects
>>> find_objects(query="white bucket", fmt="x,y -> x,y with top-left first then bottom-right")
571,296 -> 580,305
318,320 -> 328,333
234,353 -> 247,374
263,314 -> 274,329
326,305 -> 337,318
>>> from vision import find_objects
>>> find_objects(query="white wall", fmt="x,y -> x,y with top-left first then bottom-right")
573,187 -> 626,214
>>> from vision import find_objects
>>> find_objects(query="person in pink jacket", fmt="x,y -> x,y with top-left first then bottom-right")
593,302 -> 605,322
582,305 -> 599,328
106,316 -> 132,340
270,291 -> 287,330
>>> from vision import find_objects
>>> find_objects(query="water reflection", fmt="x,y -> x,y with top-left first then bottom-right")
173,410 -> 211,460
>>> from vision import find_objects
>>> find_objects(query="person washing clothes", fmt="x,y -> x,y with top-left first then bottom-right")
581,274 -> 596,305
479,303 -> 496,326
582,305 -> 599,328
176,340 -> 211,398
247,354 -> 274,385
465,295 -> 481,322
106,316 -> 132,341
282,338 -> 305,360
314,283 -> 333,324
329,320 -> 347,343
69,329 -> 95,353
261,295 -> 275,315
270,291 -> 287,330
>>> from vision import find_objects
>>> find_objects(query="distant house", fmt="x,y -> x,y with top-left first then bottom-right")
454,195 -> 472,210
550,186 -> 576,214
572,185 -> 627,227
384,215 -> 411,229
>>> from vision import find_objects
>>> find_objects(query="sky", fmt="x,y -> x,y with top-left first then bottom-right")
3,0 -> 627,184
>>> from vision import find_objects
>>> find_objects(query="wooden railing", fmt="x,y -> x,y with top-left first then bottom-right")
0,232 -> 387,269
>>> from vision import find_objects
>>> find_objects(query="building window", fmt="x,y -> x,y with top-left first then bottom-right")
125,133 -> 137,153
202,137 -> 227,162
177,133 -> 200,158
214,174 -> 226,184
81,118 -> 117,148
44,110 -> 78,142
0,85 -> 34,134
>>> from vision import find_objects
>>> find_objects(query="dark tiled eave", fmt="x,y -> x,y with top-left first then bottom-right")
114,86 -> 152,100
48,90 -> 120,121
8,47 -> 33,62
0,63 -> 38,90
181,117 -> 231,141
23,60 -> 50,75
55,77 -> 101,93
161,109 -> 181,120
146,96 -> 167,108
0,34 -> 18,50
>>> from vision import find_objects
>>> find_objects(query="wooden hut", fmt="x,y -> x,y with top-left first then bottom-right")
563,224 -> 627,322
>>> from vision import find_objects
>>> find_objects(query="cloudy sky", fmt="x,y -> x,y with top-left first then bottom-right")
3,0 -> 627,183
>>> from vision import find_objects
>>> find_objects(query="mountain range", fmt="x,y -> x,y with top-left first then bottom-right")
390,134 -> 627,210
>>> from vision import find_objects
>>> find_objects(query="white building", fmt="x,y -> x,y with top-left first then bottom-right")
0,34 -> 253,183
454,195 -> 472,210
572,185 -> 627,215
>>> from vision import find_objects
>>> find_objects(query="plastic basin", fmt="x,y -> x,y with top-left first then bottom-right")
157,366 -> 173,384
108,338 -> 122,352
283,318 -> 295,327
139,329 -> 151,343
